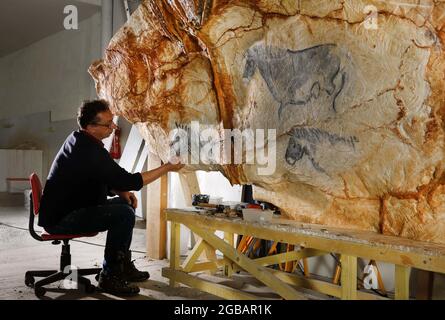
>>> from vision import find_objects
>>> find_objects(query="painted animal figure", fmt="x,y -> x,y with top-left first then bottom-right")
285,127 -> 358,173
243,43 -> 347,118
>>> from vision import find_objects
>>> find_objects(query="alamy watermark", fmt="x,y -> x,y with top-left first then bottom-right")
63,5 -> 78,30
168,121 -> 276,176
61,265 -> 78,289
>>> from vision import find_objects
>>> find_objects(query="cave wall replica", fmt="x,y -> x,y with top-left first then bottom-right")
89,0 -> 445,243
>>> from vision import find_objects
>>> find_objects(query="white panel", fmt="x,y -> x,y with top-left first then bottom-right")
0,150 -> 7,192
0,149 -> 42,193
119,125 -> 143,172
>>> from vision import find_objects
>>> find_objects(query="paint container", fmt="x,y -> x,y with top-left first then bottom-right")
242,209 -> 273,222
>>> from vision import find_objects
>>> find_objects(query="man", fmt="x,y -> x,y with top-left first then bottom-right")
38,99 -> 184,295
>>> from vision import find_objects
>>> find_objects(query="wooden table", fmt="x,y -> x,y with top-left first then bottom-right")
162,208 -> 445,300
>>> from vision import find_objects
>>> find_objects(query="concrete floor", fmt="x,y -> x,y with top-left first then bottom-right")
1,198 -> 445,300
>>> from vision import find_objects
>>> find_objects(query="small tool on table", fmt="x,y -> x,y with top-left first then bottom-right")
192,194 -> 239,216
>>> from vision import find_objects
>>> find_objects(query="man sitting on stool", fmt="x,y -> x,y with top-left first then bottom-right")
39,100 -> 184,295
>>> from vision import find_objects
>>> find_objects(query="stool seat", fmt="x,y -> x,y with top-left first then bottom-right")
41,231 -> 98,241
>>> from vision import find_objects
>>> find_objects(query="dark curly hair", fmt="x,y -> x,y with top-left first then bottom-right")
77,99 -> 110,129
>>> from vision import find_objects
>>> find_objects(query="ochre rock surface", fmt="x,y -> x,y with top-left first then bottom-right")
89,0 -> 445,243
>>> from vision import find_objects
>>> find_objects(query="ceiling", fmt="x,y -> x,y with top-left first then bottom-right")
0,0 -> 101,58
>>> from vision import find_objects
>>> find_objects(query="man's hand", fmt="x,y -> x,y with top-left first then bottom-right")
115,191 -> 138,209
140,160 -> 185,186
166,161 -> 185,172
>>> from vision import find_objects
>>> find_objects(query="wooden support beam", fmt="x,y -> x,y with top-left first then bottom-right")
302,258 -> 310,277
163,268 -> 261,300
340,255 -> 357,300
187,224 -> 307,300
146,152 -> 168,259
395,265 -> 411,300
178,172 -> 200,205
284,244 -> 295,272
268,269 -> 387,300
182,238 -> 206,272
169,221 -> 181,287
224,232 -> 235,277
188,259 -> 229,272
252,249 -> 327,267
177,172 -> 198,248
188,261 -> 219,273
203,240 -> 218,274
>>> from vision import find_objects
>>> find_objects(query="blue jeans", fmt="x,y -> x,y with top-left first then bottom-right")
44,197 -> 136,269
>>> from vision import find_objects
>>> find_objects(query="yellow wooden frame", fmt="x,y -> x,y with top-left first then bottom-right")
162,209 -> 445,300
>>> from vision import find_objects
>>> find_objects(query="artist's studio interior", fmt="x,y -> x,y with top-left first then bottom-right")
1,0 -> 445,302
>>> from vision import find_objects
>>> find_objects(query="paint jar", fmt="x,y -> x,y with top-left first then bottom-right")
242,209 -> 273,222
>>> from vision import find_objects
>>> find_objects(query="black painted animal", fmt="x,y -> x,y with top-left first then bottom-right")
243,43 -> 347,118
285,127 -> 358,173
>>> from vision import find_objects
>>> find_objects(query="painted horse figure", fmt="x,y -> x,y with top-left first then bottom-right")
243,43 -> 347,118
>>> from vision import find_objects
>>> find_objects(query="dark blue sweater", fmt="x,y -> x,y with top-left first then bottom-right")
38,130 -> 143,228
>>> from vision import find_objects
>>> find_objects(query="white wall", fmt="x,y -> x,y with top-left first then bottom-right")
0,149 -> 42,192
0,12 -> 101,121
0,112 -> 78,181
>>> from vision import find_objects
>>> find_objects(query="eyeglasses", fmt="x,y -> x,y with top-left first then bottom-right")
92,122 -> 117,129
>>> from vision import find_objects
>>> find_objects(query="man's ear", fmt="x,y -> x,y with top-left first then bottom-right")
84,124 -> 95,134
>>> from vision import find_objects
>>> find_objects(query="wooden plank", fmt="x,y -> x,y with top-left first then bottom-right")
178,172 -> 200,205
165,210 -> 445,274
189,261 -> 221,272
169,222 -> 181,287
395,265 -> 411,300
268,269 -> 387,300
203,240 -> 218,275
224,232 -> 235,277
252,249 -> 326,267
160,173 -> 168,257
162,268 -> 262,300
182,238 -> 206,272
178,172 -> 200,249
284,244 -> 295,272
146,152 -> 167,259
133,144 -> 149,218
187,224 -> 308,300
302,258 -> 310,277
340,255 -> 357,300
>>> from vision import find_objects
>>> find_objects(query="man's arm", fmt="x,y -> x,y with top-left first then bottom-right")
111,162 -> 184,208
141,162 -> 184,186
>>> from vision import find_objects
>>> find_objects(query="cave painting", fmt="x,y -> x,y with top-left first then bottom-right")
243,43 -> 347,119
285,127 -> 358,174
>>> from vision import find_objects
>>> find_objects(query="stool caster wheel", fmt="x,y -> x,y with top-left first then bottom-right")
25,273 -> 35,287
35,286 -> 46,297
85,283 -> 96,294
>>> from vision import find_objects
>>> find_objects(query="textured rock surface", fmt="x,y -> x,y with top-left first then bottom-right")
89,0 -> 445,243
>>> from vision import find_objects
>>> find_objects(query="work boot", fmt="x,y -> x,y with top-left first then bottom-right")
97,270 -> 140,296
97,251 -> 140,295
122,250 -> 150,282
